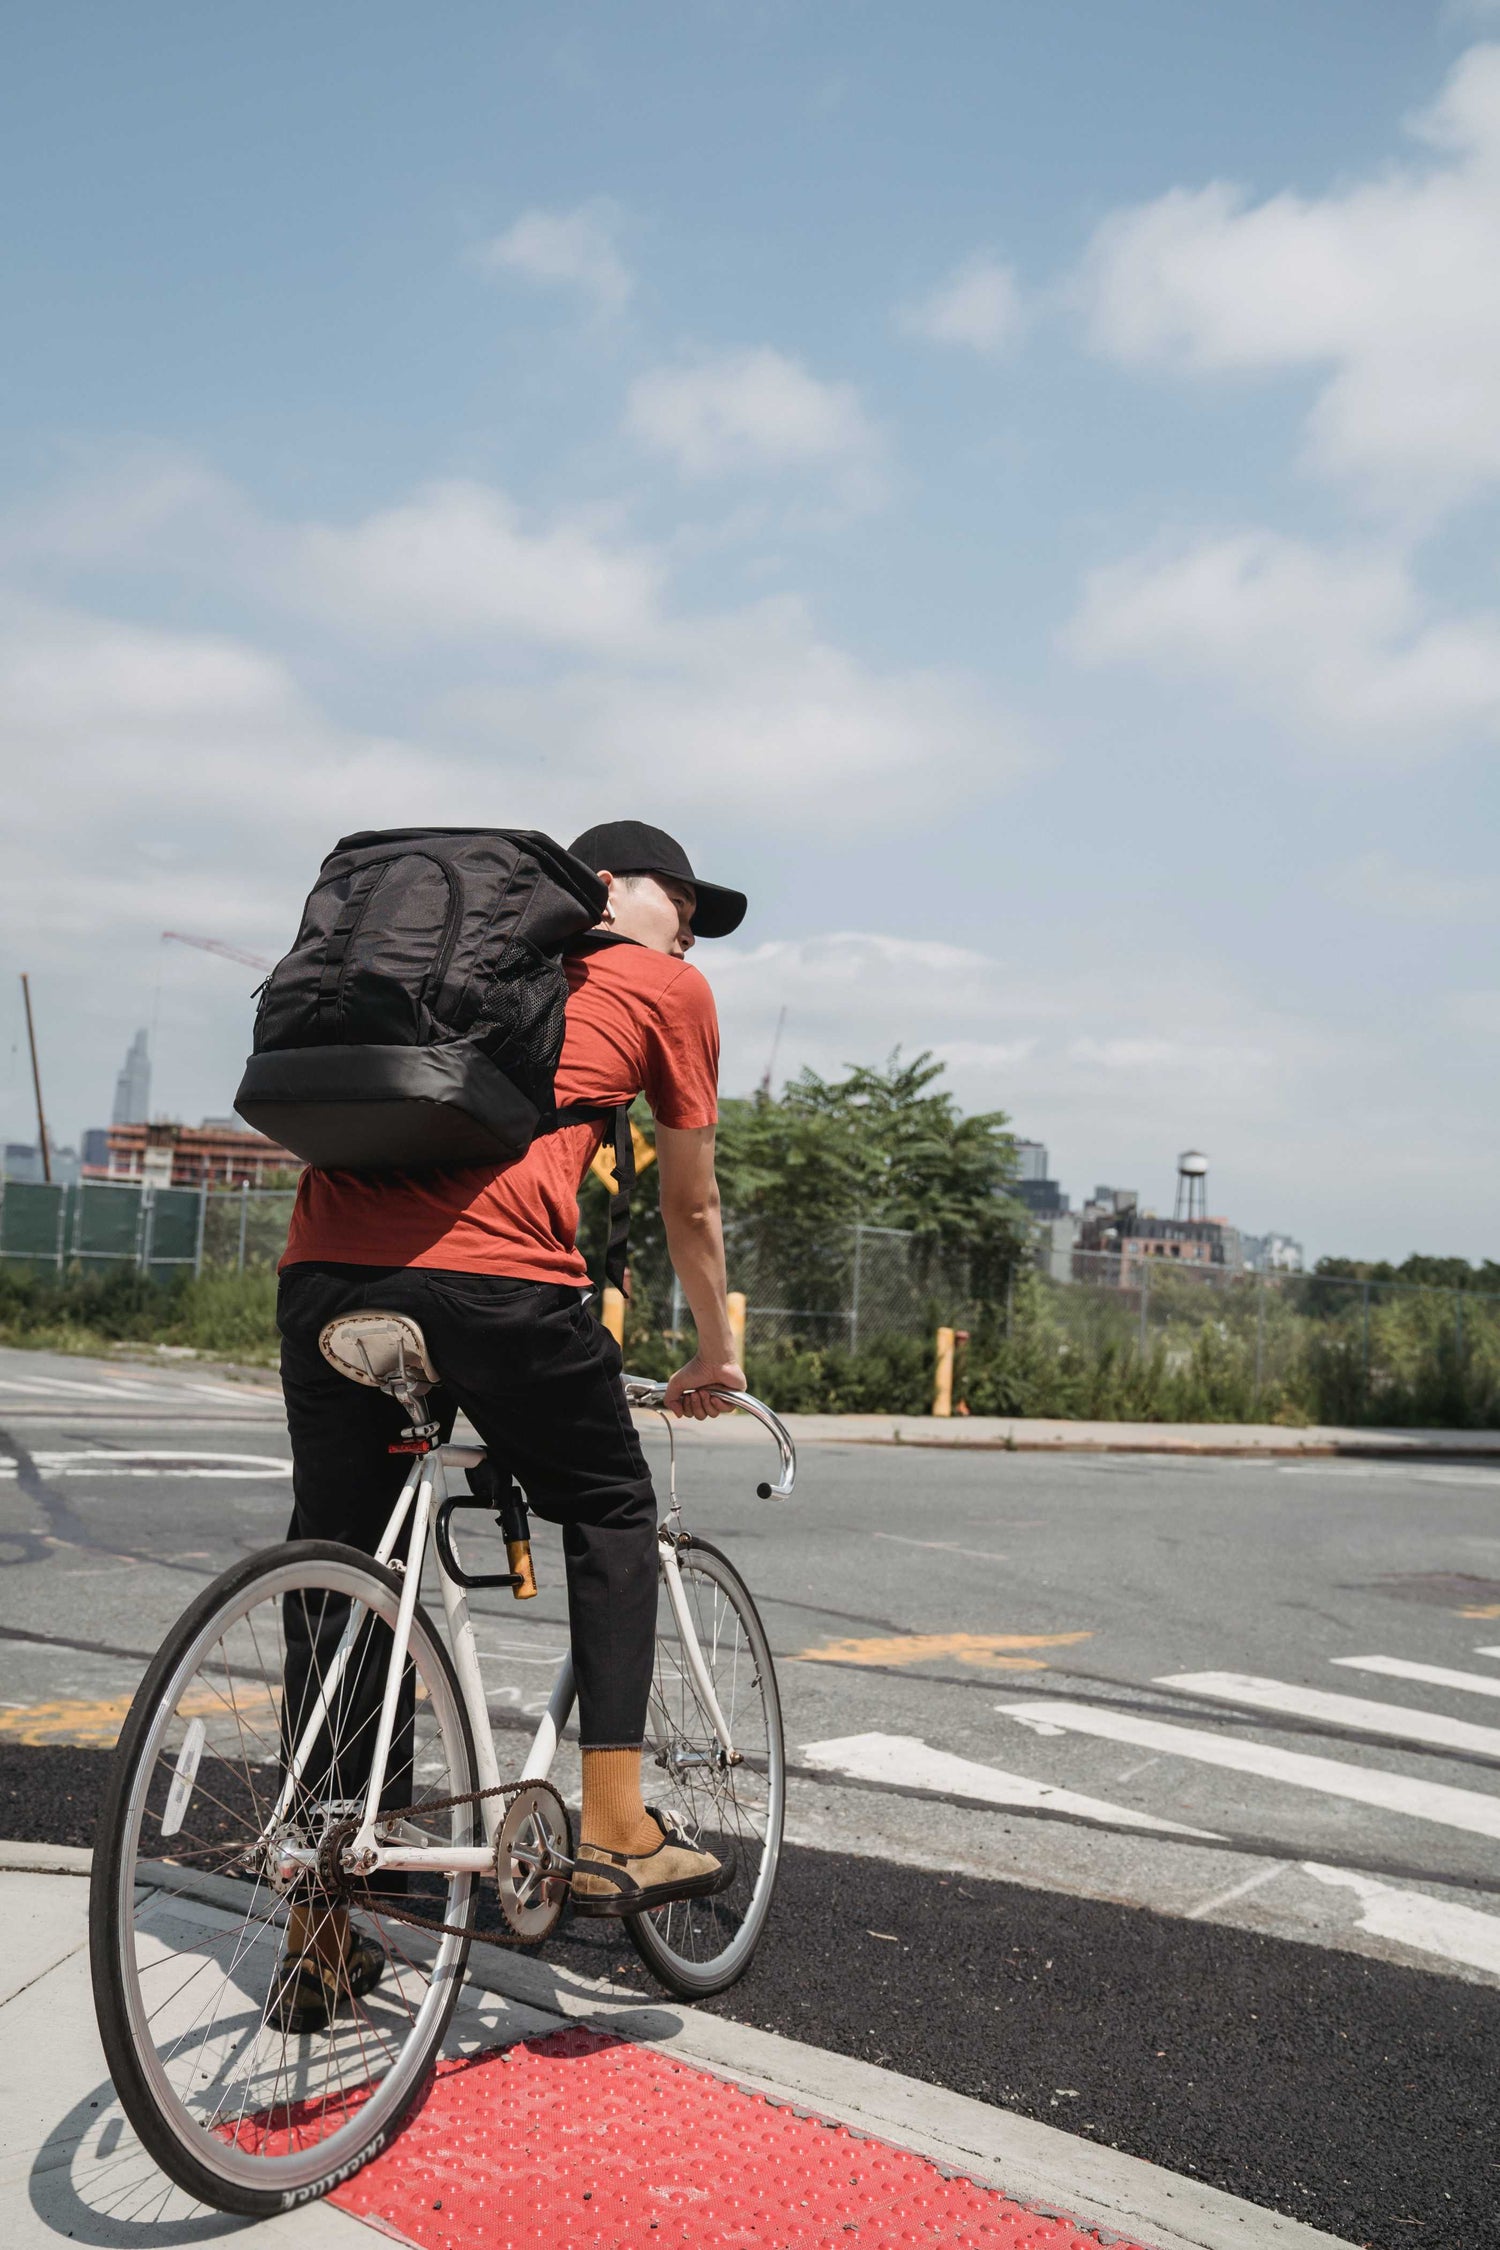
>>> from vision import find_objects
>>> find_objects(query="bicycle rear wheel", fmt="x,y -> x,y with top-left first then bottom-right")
629,1537 -> 784,1997
91,1540 -> 478,2215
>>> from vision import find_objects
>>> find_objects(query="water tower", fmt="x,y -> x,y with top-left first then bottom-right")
1175,1149 -> 1209,1222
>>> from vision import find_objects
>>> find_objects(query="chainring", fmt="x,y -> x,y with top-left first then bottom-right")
492,1780 -> 574,1943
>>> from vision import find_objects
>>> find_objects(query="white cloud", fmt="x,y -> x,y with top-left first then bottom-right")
1327,851 -> 1499,922
898,256 -> 1025,356
291,481 -> 667,654
0,449 -> 1042,1146
700,929 -> 1406,1250
439,593 -> 1031,823
1445,989 -> 1500,1036
1064,528 -> 1500,756
1075,43 -> 1500,510
475,200 -> 632,314
625,347 -> 881,486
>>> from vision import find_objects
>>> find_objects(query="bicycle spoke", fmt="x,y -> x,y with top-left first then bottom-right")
97,1546 -> 475,2208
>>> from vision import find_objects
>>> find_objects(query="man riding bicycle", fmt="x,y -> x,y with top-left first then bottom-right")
273,818 -> 748,2030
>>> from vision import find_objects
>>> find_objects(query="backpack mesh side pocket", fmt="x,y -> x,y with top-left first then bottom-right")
469,940 -> 570,1115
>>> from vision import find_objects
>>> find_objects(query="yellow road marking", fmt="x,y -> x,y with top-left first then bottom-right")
0,1681 -> 279,1749
1460,1605 -> 1500,1619
794,1630 -> 1092,1673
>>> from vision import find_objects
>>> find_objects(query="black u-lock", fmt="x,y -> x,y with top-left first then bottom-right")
432,1458 -> 538,1599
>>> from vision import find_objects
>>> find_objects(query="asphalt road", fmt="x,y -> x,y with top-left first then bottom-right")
2,1341 -> 1498,2246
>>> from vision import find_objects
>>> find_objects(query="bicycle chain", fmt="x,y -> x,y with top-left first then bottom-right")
318,1777 -> 567,1951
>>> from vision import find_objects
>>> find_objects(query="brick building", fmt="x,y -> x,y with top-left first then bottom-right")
1077,1188 -> 1242,1280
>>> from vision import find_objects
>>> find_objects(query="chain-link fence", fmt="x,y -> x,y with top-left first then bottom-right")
711,1223 -> 1500,1427
5,1175 -> 1498,1426
730,1221 -> 978,1351
0,1177 -> 206,1280
0,1178 -> 298,1279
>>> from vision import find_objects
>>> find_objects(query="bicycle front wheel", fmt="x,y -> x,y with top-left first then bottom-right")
90,1540 -> 478,2216
629,1537 -> 784,1997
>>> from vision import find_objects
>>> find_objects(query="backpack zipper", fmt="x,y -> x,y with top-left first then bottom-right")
421,858 -> 463,1020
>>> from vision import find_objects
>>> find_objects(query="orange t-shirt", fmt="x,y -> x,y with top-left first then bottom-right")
281,938 -> 719,1284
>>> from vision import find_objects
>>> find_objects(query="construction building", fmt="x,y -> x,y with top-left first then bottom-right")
106,1118 -> 301,1189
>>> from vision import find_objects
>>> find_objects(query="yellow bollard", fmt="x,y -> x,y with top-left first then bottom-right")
727,1291 -> 747,1368
601,1285 -> 626,1346
933,1325 -> 955,1417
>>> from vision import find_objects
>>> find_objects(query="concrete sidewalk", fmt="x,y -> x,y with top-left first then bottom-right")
691,1410 -> 1500,1459
0,1845 -> 1356,2250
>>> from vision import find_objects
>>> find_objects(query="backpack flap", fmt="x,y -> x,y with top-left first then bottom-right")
234,828 -> 605,1172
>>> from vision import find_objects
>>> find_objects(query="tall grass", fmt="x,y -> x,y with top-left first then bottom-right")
0,1264 -> 279,1363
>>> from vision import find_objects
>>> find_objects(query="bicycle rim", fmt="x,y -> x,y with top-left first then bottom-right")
91,1541 -> 477,2213
628,1538 -> 784,1996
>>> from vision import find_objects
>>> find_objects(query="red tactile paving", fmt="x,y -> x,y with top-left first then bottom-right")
327,2026 -> 1154,2250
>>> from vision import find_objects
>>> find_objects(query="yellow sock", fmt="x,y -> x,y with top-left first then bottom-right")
580,1747 -> 662,1857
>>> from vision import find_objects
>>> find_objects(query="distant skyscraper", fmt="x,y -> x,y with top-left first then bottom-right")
112,1029 -> 151,1126
1012,1139 -> 1050,1183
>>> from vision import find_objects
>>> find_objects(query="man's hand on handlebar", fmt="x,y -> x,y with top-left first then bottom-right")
664,1352 -> 748,1420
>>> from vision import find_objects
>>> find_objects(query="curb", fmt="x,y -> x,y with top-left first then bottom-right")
665,1410 -> 1500,1461
0,1840 -> 92,1875
9,1847 -> 1357,2250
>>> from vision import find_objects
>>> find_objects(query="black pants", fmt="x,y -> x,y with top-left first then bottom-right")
277,1263 -> 659,1752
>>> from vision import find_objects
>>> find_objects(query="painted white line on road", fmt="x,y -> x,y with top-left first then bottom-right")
1332,1655 -> 1500,1701
183,1382 -> 284,1404
998,1700 -> 1500,1840
800,1732 -> 1220,1836
1474,1646 -> 1500,1660
0,1374 -> 181,1401
15,1450 -> 290,1479
872,1534 -> 1009,1563
1302,1862 -> 1500,1978
1184,1861 -> 1290,1921
1159,1670 -> 1500,1760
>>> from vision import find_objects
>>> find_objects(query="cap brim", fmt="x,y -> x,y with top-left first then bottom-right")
688,881 -> 747,939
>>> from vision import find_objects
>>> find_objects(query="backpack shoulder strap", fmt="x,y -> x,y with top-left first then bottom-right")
553,1101 -> 635,1295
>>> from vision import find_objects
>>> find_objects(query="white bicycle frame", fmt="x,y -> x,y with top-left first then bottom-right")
263,1382 -> 795,1884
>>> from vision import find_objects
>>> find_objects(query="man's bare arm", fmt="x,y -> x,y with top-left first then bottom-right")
655,1122 -> 746,1419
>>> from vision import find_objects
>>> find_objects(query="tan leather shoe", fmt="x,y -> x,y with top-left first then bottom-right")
570,1816 -> 735,1919
269,1903 -> 386,2035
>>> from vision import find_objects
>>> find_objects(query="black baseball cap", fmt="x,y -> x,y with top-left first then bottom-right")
568,820 -> 747,938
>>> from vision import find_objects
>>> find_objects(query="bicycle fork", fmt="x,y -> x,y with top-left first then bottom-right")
657,1535 -> 741,1767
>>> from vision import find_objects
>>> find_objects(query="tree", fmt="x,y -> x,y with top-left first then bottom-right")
714,1050 -> 1027,1312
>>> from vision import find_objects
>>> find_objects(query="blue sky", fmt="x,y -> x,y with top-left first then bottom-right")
2,2 -> 1498,1257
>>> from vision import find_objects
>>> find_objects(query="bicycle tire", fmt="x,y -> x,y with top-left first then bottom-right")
91,1539 -> 478,2215
628,1538 -> 785,1997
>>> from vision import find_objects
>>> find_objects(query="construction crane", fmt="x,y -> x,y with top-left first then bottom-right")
161,930 -> 273,974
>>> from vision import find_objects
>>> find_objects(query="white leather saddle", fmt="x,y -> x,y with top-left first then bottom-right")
318,1311 -> 439,1393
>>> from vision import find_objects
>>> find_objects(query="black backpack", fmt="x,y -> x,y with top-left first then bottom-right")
234,830 -> 635,1280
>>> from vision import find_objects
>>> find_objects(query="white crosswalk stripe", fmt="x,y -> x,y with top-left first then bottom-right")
1302,1864 -> 1500,1977
800,1732 -> 1219,1835
997,1699 -> 1500,1840
1332,1654 -> 1500,1700
1157,1669 -> 1500,1760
